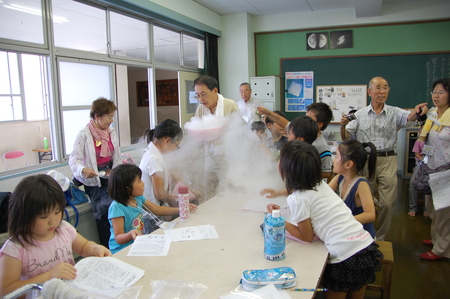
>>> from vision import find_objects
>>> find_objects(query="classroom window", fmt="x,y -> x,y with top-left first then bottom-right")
182,34 -> 204,69
154,26 -> 181,65
58,60 -> 113,155
0,0 -> 45,44
110,11 -> 150,60
0,51 -> 52,172
52,0 -> 107,54
0,51 -> 48,122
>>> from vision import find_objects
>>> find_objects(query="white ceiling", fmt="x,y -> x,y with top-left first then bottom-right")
192,0 -> 431,18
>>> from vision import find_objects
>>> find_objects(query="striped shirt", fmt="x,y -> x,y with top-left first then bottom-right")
346,103 -> 410,152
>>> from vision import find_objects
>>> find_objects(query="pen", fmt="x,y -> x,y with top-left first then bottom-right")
290,288 -> 328,292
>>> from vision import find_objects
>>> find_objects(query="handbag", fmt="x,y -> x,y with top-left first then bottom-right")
241,267 -> 297,291
63,183 -> 90,227
412,161 -> 450,194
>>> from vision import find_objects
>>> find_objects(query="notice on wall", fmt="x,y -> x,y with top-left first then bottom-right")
316,85 -> 367,123
285,71 -> 314,112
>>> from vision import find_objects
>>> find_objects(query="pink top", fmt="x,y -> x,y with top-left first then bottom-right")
95,138 -> 114,166
0,221 -> 77,280
412,139 -> 425,162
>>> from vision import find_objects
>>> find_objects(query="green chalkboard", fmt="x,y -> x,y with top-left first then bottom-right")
281,52 -> 450,120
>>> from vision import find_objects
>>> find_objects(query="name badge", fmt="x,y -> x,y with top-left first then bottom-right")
373,139 -> 385,151
422,144 -> 435,156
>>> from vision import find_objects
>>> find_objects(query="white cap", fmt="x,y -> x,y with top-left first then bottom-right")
47,170 -> 70,192
272,210 -> 280,218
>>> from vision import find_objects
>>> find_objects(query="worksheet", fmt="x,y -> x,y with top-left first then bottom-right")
71,257 -> 144,293
163,224 -> 219,242
127,234 -> 173,256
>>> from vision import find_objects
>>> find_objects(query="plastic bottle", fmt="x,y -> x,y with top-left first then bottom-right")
43,137 -> 49,150
178,186 -> 190,222
263,209 -> 285,261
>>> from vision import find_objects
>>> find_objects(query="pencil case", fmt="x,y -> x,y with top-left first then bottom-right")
241,267 -> 297,291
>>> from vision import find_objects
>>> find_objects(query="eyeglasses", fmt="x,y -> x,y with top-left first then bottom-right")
194,91 -> 211,100
430,91 -> 448,96
239,89 -> 251,94
171,139 -> 180,150
372,87 -> 390,92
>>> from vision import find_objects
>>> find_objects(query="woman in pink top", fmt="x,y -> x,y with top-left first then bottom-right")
69,98 -> 122,248
0,175 -> 110,296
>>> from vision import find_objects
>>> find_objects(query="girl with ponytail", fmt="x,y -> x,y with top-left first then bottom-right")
329,140 -> 377,237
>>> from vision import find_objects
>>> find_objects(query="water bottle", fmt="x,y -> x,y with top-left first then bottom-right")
264,209 -> 285,261
178,186 -> 190,222
43,137 -> 49,149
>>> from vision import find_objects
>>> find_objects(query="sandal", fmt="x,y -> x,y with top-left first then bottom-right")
422,239 -> 433,246
420,251 -> 446,261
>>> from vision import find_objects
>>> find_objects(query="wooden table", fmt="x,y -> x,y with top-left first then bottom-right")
32,147 -> 52,163
113,192 -> 329,298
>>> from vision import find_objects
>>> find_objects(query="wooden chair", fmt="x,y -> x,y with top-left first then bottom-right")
367,240 -> 394,299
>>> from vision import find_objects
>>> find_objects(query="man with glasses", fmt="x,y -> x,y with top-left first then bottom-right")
238,82 -> 262,124
194,75 -> 238,117
193,75 -> 238,199
340,76 -> 428,241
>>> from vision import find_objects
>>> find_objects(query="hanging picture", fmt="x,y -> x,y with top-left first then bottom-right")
306,32 -> 328,50
156,79 -> 179,106
330,30 -> 353,49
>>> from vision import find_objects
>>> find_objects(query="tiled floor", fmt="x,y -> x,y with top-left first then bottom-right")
318,175 -> 450,299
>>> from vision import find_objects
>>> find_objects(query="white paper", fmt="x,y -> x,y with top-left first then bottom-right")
429,169 -> 450,210
71,257 -> 144,292
219,284 -> 290,299
127,234 -> 173,256
163,224 -> 219,242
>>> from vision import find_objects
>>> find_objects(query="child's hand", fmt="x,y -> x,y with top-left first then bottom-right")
93,245 -> 112,257
190,188 -> 202,200
130,229 -> 142,240
50,263 -> 77,280
266,204 -> 281,214
189,203 -> 197,212
257,106 -> 270,116
260,189 -> 277,198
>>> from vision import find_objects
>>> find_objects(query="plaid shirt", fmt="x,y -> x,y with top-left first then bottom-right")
346,103 -> 410,152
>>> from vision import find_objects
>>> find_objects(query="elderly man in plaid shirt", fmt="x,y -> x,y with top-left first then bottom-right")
340,77 -> 428,241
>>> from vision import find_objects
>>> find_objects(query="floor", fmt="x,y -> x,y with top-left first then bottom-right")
318,175 -> 450,299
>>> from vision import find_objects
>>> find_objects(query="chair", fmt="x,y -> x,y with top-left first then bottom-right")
3,151 -> 30,170
367,241 -> 394,299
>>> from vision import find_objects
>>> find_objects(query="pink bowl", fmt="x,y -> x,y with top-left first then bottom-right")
188,127 -> 223,143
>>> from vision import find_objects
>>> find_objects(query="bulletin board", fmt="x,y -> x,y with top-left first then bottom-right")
316,85 -> 367,123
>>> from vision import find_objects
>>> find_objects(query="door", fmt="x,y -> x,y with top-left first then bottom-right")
178,71 -> 200,128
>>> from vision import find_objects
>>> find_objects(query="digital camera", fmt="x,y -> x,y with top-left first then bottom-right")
344,114 -> 357,121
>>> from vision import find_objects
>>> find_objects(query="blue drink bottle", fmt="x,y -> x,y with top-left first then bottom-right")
264,209 -> 285,261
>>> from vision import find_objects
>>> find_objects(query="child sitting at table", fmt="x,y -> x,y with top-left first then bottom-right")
108,164 -> 197,254
0,175 -> 111,296
328,140 -> 377,238
266,141 -> 383,299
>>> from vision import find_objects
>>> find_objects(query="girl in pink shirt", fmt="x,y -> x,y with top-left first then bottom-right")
0,175 -> 111,296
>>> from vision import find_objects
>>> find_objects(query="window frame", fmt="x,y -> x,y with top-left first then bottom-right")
0,0 -> 205,178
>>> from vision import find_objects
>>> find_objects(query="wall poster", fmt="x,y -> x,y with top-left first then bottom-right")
316,85 -> 367,124
285,71 -> 314,112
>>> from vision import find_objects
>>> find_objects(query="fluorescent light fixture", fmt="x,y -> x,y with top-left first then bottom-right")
3,3 -> 68,23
